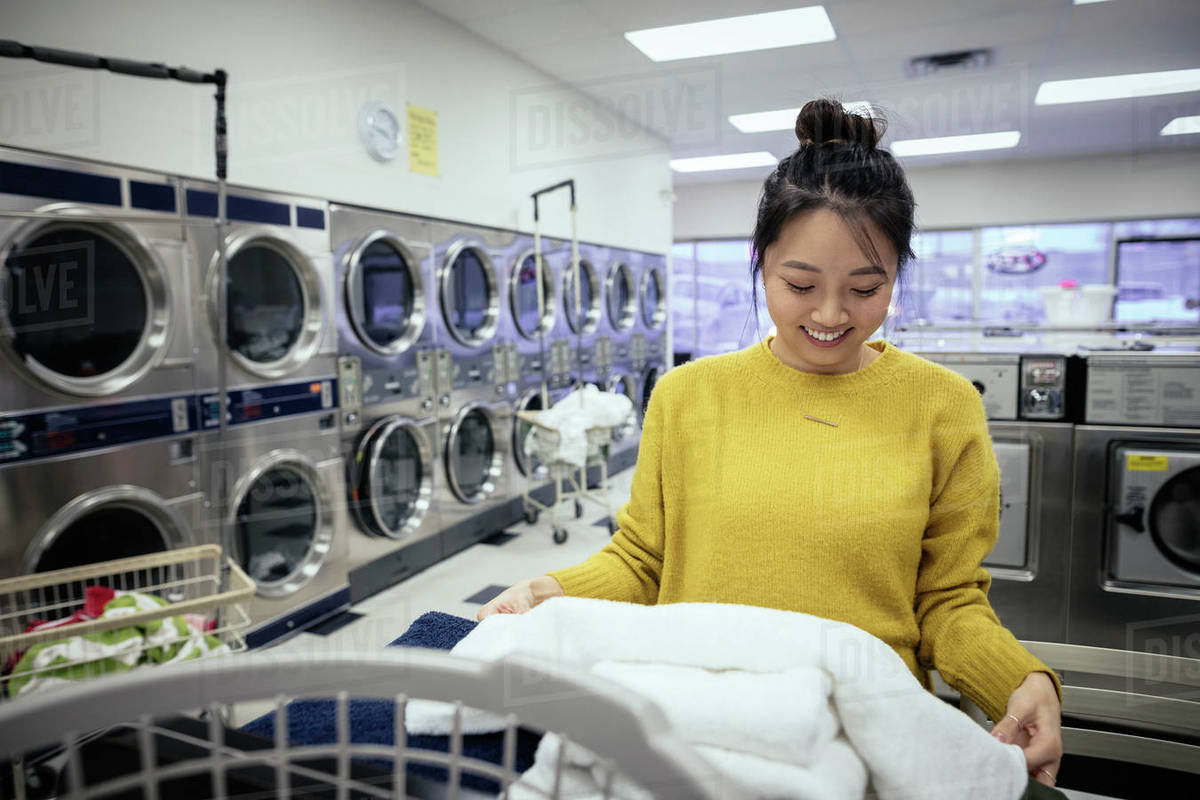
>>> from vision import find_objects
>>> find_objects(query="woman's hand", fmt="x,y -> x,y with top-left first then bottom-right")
992,671 -> 1063,787
476,576 -> 564,621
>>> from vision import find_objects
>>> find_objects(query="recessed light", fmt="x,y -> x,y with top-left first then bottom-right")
890,131 -> 1021,157
1161,115 -> 1200,136
1073,0 -> 1112,5
625,6 -> 836,63
728,101 -> 874,133
1035,68 -> 1200,105
669,152 -> 778,172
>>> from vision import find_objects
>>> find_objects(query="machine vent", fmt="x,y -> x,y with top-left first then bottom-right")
906,48 -> 993,77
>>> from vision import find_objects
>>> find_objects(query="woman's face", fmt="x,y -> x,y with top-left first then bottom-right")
761,207 -> 898,374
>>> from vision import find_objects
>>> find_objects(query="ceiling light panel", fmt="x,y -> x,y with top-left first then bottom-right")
891,131 -> 1021,157
670,152 -> 778,172
728,101 -> 874,133
1161,115 -> 1200,136
625,6 -> 836,63
1035,68 -> 1200,105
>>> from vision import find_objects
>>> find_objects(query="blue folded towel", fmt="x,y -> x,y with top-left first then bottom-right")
241,611 -> 543,793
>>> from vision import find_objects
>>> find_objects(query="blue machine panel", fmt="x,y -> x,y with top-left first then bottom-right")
129,180 -> 177,212
0,394 -> 197,466
184,190 -> 291,226
0,160 -> 122,206
295,206 -> 326,230
199,378 -> 338,429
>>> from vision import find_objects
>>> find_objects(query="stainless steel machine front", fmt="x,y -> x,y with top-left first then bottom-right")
1069,352 -> 1200,658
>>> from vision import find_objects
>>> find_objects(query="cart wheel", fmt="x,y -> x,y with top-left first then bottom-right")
553,527 -> 568,544
607,520 -> 618,536
574,500 -> 583,519
524,507 -> 539,525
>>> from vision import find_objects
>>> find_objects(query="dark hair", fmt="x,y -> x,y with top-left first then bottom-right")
750,98 -> 916,318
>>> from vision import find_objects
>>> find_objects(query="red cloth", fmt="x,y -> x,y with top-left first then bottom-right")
4,585 -> 117,676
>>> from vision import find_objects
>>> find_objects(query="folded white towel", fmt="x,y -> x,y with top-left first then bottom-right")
405,598 -> 1027,800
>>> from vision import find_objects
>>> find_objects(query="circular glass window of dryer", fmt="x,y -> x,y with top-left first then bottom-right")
227,245 -> 305,364
354,239 -> 416,352
4,225 -> 148,379
450,408 -> 494,499
564,261 -> 599,334
446,247 -> 493,343
34,505 -> 168,573
640,267 -> 666,329
1148,466 -> 1200,574
514,392 -> 545,477
607,263 -> 636,330
235,467 -> 318,587
369,425 -> 423,535
511,253 -> 554,339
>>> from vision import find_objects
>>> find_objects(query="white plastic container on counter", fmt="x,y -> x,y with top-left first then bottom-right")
1038,283 -> 1117,326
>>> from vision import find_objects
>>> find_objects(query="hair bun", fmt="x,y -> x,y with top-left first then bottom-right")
794,98 -> 884,149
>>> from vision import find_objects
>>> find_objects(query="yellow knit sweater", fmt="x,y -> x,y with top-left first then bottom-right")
549,337 -> 1060,722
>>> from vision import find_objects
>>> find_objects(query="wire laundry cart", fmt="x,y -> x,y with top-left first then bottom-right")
516,409 -> 621,544
0,649 -> 740,800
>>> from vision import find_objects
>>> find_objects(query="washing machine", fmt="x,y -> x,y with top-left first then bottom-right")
196,384 -> 348,647
182,179 -> 337,399
634,252 -> 669,379
1069,351 -> 1200,658
919,351 -> 1084,643
562,242 -> 605,387
330,204 -> 442,602
1,394 -> 201,580
429,221 -> 520,557
1,147 -> 194,413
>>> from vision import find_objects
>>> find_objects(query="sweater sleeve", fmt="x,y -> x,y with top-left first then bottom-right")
545,377 -> 667,605
915,385 -> 1063,722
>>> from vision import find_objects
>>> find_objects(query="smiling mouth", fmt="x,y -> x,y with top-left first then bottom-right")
803,326 -> 851,345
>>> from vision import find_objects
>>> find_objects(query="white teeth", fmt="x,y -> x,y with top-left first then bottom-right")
805,326 -> 847,342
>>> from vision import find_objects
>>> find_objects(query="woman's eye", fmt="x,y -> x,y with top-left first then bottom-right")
784,282 -> 813,294
852,285 -> 883,297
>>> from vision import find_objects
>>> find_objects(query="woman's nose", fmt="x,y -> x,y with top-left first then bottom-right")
811,296 -> 849,327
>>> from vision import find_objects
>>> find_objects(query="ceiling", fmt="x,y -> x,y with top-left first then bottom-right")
415,0 -> 1200,183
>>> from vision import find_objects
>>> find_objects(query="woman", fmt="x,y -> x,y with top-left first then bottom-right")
480,98 -> 1064,791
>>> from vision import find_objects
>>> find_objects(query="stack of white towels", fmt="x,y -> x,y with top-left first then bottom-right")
405,598 -> 1029,800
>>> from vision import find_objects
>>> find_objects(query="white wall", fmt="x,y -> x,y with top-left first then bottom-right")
673,149 -> 1200,240
0,0 -> 673,253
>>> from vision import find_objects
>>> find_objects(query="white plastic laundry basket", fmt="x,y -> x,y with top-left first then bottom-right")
1038,284 -> 1117,326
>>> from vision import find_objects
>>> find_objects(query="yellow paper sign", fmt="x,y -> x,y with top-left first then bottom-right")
407,103 -> 438,177
1127,454 -> 1168,472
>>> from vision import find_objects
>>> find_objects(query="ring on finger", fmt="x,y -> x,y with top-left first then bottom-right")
1005,713 -> 1022,726
1038,768 -> 1056,784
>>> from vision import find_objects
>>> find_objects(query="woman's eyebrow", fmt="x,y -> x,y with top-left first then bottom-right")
781,260 -> 887,277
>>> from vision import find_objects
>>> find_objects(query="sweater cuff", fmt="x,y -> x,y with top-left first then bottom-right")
546,563 -> 617,601
955,647 -> 1063,723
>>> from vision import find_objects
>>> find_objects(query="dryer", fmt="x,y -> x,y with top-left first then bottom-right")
0,147 -> 194,413
634,253 -> 669,379
1,395 -> 201,580
196,384 -> 348,647
330,205 -> 442,602
601,249 -> 643,476
918,351 -> 1081,644
429,221 -> 519,557
1069,351 -> 1200,658
182,180 -> 337,398
563,243 -> 605,387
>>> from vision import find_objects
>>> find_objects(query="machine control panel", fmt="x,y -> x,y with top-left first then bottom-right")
1086,356 -> 1200,426
548,339 -> 573,389
338,356 -> 363,432
924,354 -> 1020,420
0,394 -> 197,466
1020,356 -> 1066,421
631,333 -> 648,369
200,379 -> 337,429
416,349 -> 437,412
434,349 -> 453,406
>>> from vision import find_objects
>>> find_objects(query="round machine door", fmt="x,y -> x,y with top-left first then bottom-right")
606,262 -> 636,331
509,250 -> 555,340
640,365 -> 662,421
445,404 -> 503,504
513,390 -> 548,478
230,452 -> 332,598
640,265 -> 667,330
563,259 -> 601,334
352,416 -> 434,539
1,212 -> 171,397
209,229 -> 325,380
606,374 -> 638,444
344,231 -> 425,355
440,242 -> 498,347
23,486 -> 191,575
1149,465 -> 1200,574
